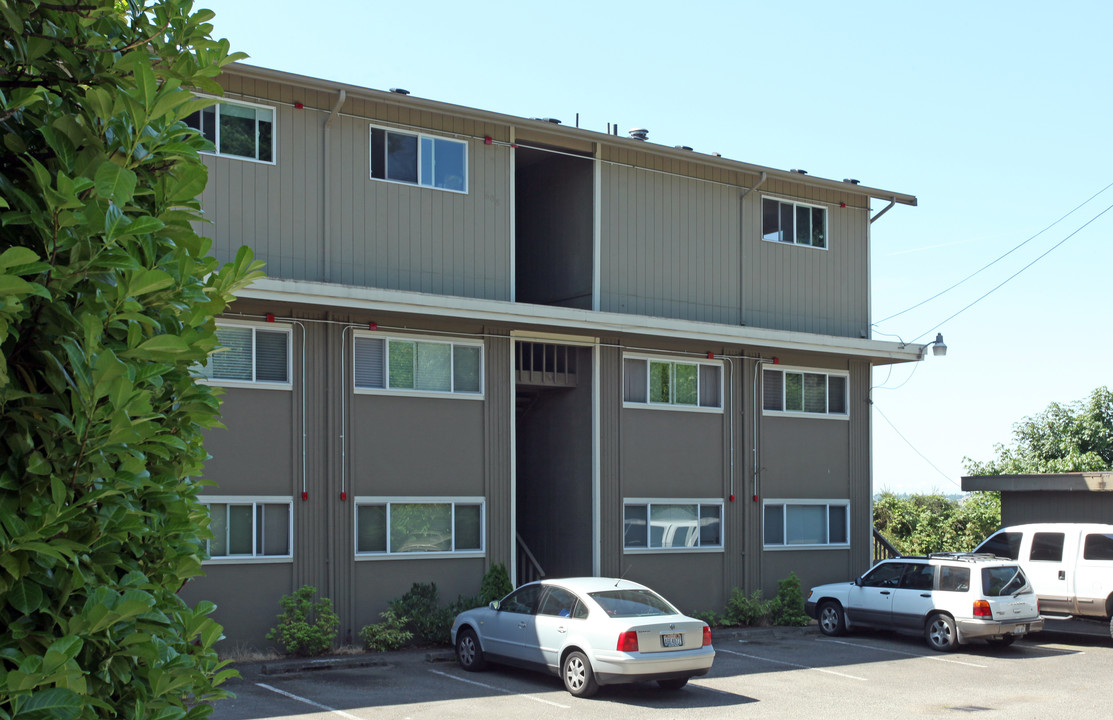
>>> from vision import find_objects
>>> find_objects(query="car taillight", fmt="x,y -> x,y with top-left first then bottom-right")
617,630 -> 639,652
973,600 -> 992,617
702,625 -> 712,647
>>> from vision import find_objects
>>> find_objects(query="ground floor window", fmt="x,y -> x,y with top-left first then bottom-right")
763,500 -> 849,548
623,499 -> 723,551
355,498 -> 484,557
200,497 -> 292,561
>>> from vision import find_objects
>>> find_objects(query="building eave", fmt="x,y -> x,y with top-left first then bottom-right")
222,62 -> 917,208
961,472 -> 1113,493
237,277 -> 923,364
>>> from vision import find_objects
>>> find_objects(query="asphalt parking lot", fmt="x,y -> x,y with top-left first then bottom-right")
210,625 -> 1113,720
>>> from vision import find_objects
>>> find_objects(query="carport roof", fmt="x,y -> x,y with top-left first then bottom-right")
961,472 -> 1113,493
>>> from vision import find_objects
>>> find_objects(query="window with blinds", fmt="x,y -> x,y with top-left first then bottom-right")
354,335 -> 482,396
202,498 -> 293,560
201,323 -> 291,387
623,356 -> 722,410
762,367 -> 847,417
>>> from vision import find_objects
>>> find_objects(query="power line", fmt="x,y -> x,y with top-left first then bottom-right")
911,199 -> 1113,343
873,402 -> 961,489
875,180 -> 1113,326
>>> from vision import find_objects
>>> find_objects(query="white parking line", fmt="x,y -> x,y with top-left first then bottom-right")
718,648 -> 868,681
256,682 -> 364,719
429,669 -> 572,708
816,638 -> 988,668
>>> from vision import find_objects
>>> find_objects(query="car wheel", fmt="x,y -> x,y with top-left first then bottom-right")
562,650 -> 599,698
986,635 -> 1016,648
924,613 -> 958,652
455,627 -> 486,671
817,601 -> 847,637
1108,614 -> 1113,642
657,677 -> 688,691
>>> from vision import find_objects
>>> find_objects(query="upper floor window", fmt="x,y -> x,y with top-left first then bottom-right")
623,500 -> 723,551
762,367 -> 847,417
185,99 -> 275,163
353,334 -> 482,397
763,500 -> 848,548
762,197 -> 826,248
201,497 -> 292,562
200,322 -> 291,388
370,126 -> 467,193
623,356 -> 722,410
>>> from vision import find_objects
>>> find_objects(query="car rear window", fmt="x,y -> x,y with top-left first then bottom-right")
589,589 -> 677,618
981,566 -> 1029,597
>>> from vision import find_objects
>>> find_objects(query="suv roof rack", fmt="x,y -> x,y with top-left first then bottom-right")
926,552 -> 1004,561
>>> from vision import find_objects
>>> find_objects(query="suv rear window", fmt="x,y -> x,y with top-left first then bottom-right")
977,531 -> 1022,559
981,566 -> 1029,597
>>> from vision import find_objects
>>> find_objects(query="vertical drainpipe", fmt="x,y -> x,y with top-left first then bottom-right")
322,89 -> 345,620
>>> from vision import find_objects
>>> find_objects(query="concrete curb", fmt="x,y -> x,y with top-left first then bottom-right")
243,623 -> 816,678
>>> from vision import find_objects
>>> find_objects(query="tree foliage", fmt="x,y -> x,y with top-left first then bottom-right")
964,386 -> 1113,475
0,1 -> 258,718
874,492 -> 1001,556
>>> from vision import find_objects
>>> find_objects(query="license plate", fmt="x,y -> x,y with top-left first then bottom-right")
1012,625 -> 1027,635
661,633 -> 684,648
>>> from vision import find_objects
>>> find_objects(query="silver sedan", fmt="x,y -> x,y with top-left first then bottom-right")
450,577 -> 715,697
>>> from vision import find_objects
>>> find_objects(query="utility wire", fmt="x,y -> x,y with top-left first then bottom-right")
873,403 -> 960,489
875,180 -> 1113,326
911,199 -> 1113,343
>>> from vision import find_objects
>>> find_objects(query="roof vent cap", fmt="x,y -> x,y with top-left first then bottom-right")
628,127 -> 649,141
532,117 -> 562,124
674,145 -> 693,151
790,168 -> 808,175
843,178 -> 861,185
389,88 -> 410,95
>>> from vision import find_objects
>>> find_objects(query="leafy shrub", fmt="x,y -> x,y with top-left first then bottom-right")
389,582 -> 455,645
768,573 -> 810,627
724,588 -> 773,627
267,586 -> 340,656
479,563 -> 513,604
359,610 -> 414,652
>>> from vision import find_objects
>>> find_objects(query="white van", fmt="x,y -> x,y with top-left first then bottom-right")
974,523 -> 1113,639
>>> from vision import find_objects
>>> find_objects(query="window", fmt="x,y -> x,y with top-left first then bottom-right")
762,367 -> 847,417
201,498 -> 292,561
762,196 -> 826,248
939,566 -> 970,592
370,126 -> 467,192
623,357 -> 722,410
1083,533 -> 1113,560
763,501 -> 849,547
1029,532 -> 1065,562
354,335 -> 482,396
623,500 -> 723,550
185,99 -> 275,162
355,498 -> 484,556
200,322 -> 291,387
538,587 -> 587,619
977,531 -> 1021,560
860,562 -> 906,588
500,585 -> 543,614
901,564 -> 936,591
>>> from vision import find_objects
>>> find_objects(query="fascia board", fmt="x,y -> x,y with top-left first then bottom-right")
237,277 -> 922,364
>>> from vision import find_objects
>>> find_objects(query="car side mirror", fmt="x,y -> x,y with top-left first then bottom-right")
855,577 -> 863,587
489,600 -> 500,611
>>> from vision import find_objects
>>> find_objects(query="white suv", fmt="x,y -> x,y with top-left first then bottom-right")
805,554 -> 1045,651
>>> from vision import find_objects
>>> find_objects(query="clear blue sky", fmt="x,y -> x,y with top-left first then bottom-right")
197,0 -> 1113,495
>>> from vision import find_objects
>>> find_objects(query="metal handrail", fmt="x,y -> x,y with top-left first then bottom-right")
872,528 -> 902,564
516,532 -> 546,585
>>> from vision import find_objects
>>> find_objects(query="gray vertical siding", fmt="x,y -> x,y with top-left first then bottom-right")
598,342 -> 623,577
1001,493 -> 1113,526
484,333 -> 513,571
740,181 -> 872,338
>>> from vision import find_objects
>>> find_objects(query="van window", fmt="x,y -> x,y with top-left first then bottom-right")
1030,532 -> 1065,562
977,531 -> 1022,560
1083,533 -> 1113,561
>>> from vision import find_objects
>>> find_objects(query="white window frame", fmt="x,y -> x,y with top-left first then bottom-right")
354,497 -> 486,559
200,495 -> 293,564
762,499 -> 850,550
352,332 -> 484,399
368,124 -> 468,194
185,96 -> 277,165
622,498 -> 724,554
761,365 -> 848,419
198,320 -> 293,391
761,194 -> 828,249
622,354 -> 723,413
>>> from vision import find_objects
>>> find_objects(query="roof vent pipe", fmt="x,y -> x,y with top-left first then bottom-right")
628,127 -> 648,141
